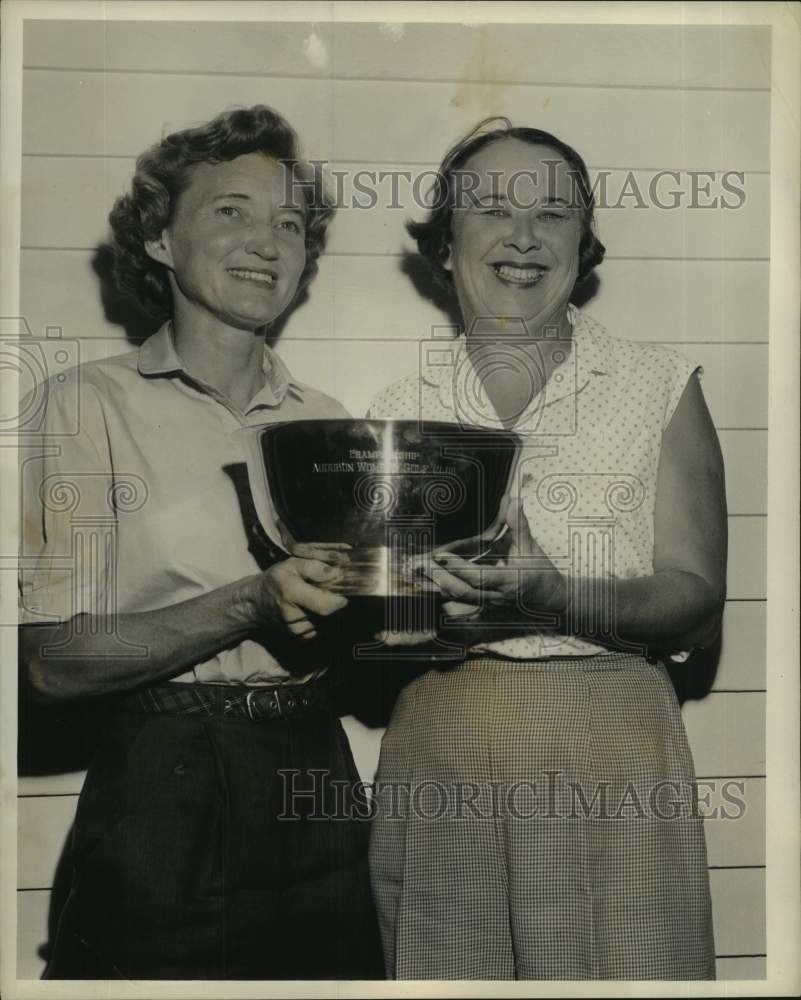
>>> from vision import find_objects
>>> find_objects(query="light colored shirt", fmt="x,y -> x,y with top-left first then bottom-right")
367,305 -> 700,660
19,323 -> 349,685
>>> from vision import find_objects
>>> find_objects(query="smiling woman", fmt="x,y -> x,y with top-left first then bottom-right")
18,106 -> 384,980
450,142 -> 582,335
368,118 -> 725,981
144,155 -> 308,338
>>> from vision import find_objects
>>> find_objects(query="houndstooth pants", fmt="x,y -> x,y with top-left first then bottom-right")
369,653 -> 716,980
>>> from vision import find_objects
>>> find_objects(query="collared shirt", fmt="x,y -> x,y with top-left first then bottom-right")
19,323 -> 349,685
368,305 -> 700,659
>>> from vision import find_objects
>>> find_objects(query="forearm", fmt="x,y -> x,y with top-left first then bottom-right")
21,575 -> 265,702
436,569 -> 723,654
528,568 -> 723,652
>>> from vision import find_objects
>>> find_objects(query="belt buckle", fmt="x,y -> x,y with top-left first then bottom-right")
246,688 -> 284,721
245,689 -> 261,721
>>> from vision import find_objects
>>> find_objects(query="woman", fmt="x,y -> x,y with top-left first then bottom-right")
19,106 -> 384,979
368,119 -> 726,980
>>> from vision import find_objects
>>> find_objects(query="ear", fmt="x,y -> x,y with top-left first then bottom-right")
144,229 -> 173,268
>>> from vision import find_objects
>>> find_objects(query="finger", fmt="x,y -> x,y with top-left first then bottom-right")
442,600 -> 481,619
292,558 -> 347,586
279,603 -> 319,639
424,564 -> 492,603
433,521 -> 503,559
430,556 -> 506,602
401,556 -> 444,592
283,578 -> 348,617
433,551 -> 490,586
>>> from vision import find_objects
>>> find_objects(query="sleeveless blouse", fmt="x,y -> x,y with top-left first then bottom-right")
367,305 -> 700,659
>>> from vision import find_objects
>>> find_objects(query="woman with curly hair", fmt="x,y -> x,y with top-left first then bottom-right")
368,120 -> 724,980
19,105 -> 384,980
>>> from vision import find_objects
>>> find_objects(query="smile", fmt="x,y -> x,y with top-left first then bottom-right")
492,263 -> 546,288
228,268 -> 277,287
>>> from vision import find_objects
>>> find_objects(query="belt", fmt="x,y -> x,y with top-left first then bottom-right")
119,677 -> 333,722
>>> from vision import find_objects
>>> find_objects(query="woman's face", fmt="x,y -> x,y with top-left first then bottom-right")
151,152 -> 307,332
449,138 -> 584,334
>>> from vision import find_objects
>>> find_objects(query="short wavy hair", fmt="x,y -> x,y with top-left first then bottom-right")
109,105 -> 334,321
408,117 -> 605,292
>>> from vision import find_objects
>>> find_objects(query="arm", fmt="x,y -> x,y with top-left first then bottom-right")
420,376 -> 727,654
21,556 -> 348,703
18,372 -> 351,701
597,373 -> 727,650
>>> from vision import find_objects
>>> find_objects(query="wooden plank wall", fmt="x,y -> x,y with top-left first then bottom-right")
17,19 -> 769,981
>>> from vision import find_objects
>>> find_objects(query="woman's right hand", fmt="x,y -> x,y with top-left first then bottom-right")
243,557 -> 348,639
21,552 -> 350,702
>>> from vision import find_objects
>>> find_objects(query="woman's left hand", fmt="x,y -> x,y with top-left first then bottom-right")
419,499 -> 567,614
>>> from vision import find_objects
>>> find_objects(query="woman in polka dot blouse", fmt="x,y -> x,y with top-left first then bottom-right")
368,119 -> 726,981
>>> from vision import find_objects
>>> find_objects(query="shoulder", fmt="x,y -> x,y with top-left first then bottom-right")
56,347 -> 139,390
574,309 -> 701,432
574,308 -> 698,384
366,371 -> 423,419
23,348 -> 139,430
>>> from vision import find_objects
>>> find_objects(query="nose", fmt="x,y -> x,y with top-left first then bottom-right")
245,224 -> 280,259
503,214 -> 542,254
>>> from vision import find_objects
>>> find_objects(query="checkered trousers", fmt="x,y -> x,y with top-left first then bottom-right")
369,653 -> 716,981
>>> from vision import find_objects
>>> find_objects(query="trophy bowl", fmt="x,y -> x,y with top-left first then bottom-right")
238,419 -> 521,605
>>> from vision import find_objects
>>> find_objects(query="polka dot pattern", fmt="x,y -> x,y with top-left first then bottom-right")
367,305 -> 701,658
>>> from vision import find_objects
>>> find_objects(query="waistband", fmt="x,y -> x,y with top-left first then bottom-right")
118,676 -> 333,722
459,651 -> 658,673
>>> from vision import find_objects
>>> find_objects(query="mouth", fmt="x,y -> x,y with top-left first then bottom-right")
227,267 -> 278,288
491,263 -> 547,288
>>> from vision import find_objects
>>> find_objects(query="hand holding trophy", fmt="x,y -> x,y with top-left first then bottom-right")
236,418 -> 521,652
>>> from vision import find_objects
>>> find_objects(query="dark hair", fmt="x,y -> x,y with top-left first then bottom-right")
108,105 -> 334,321
408,117 -> 605,292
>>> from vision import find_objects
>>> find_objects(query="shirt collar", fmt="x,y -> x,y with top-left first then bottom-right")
137,322 -> 305,404
420,305 -> 612,430
137,322 -> 185,376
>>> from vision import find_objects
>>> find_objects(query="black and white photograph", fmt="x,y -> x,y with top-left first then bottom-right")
1,1 -> 799,995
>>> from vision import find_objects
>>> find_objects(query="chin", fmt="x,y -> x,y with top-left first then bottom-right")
229,306 -> 286,330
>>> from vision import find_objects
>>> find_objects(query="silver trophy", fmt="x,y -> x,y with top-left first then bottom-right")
236,419 -> 520,644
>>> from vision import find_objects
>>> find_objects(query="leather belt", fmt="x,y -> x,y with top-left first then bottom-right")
120,677 -> 332,722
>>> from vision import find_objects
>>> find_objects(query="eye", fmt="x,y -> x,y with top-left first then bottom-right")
540,210 -> 569,222
480,208 -> 510,218
277,219 -> 303,235
216,205 -> 242,219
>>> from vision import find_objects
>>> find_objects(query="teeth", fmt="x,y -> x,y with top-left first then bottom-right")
228,268 -> 276,286
494,264 -> 545,285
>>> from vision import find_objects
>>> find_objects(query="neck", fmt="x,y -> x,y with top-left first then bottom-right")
462,305 -> 574,428
171,303 -> 267,407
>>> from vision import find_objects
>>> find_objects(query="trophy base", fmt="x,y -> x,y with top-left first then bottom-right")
336,594 -> 467,664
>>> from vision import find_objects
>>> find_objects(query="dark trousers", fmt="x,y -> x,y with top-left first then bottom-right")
44,707 -> 385,980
